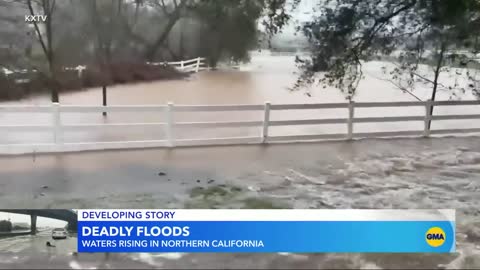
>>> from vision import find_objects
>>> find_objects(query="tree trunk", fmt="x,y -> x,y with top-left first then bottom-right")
427,42 -> 446,131
27,0 -> 58,102
179,20 -> 185,59
144,15 -> 180,61
45,2 -> 58,103
143,0 -> 187,61
209,33 -> 221,69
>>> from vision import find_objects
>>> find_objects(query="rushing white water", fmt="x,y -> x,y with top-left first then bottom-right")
0,136 -> 479,269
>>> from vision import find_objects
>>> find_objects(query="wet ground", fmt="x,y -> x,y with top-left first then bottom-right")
0,136 -> 479,269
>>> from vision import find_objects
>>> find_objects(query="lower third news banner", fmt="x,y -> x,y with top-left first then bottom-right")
78,209 -> 456,253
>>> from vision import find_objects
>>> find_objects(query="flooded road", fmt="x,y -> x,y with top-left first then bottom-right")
0,137 -> 479,268
0,230 -> 155,269
1,53 -> 479,145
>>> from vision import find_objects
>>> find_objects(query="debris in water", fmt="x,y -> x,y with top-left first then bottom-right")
39,192 -> 45,196
41,185 -> 48,189
207,179 -> 215,184
230,186 -> 242,192
196,179 -> 201,183
152,253 -> 184,259
242,198 -> 285,209
361,262 -> 382,269
167,179 -> 171,182
158,172 -> 167,176
288,169 -> 326,185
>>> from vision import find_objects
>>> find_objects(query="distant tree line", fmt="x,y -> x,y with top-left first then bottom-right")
0,0 -> 295,101
4,0 -> 477,117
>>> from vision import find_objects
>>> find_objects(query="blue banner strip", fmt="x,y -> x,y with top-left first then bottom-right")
78,221 -> 455,253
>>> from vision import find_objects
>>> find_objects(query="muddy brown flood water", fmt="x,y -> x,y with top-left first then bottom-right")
1,55 -> 480,144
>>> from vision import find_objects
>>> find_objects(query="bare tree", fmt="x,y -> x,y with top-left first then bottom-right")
143,0 -> 188,61
87,0 -> 122,68
0,1 -> 30,68
116,0 -> 187,61
26,0 -> 59,102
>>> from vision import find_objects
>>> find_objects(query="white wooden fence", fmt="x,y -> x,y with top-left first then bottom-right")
148,57 -> 208,73
2,57 -> 207,82
0,100 -> 479,154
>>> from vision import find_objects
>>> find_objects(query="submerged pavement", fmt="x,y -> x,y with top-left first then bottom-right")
0,137 -> 479,268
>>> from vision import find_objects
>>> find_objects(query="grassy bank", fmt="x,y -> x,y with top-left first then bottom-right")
0,63 -> 187,101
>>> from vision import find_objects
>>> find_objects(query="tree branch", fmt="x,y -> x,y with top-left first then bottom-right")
391,62 -> 449,89
374,74 -> 423,101
49,0 -> 55,15
143,0 -> 186,60
353,0 -> 417,54
26,0 -> 49,59
159,0 -> 170,16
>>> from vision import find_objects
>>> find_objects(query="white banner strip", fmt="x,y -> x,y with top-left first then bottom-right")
78,209 -> 455,222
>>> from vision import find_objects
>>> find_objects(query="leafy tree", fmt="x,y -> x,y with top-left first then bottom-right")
192,0 -> 262,67
193,0 -> 298,67
288,0 -> 480,131
143,0 -> 190,61
261,0 -> 301,47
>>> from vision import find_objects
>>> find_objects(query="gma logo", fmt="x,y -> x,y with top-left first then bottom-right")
425,227 -> 446,247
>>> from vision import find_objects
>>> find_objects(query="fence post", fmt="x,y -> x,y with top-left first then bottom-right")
347,100 -> 355,140
165,102 -> 174,147
261,101 -> 271,143
196,57 -> 201,73
180,61 -> 184,70
52,103 -> 63,146
424,99 -> 432,137
76,66 -> 85,78
102,85 -> 107,116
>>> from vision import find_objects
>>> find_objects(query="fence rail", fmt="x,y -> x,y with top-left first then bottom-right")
0,100 -> 479,154
2,57 -> 208,84
148,57 -> 208,73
